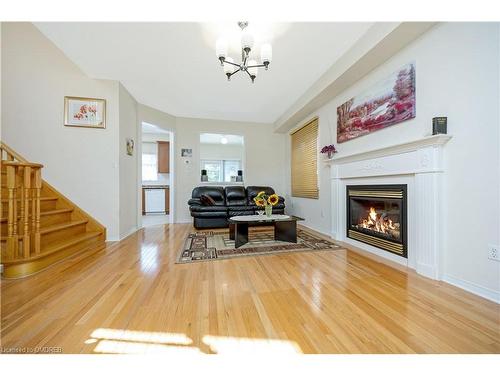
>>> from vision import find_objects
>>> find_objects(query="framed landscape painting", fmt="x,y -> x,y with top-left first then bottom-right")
64,96 -> 106,129
337,63 -> 415,143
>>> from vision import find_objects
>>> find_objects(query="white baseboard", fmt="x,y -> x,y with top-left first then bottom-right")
297,223 -> 333,238
106,226 -> 138,242
442,274 -> 500,304
416,262 -> 438,280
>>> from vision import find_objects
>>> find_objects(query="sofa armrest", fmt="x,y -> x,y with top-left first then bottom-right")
188,198 -> 202,206
278,196 -> 285,204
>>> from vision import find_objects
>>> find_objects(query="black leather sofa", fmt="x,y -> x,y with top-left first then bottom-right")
188,186 -> 285,229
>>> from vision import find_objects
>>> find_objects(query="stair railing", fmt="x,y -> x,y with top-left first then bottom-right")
1,143 -> 43,260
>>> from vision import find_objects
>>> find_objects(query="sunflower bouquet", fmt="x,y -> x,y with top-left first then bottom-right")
254,191 -> 279,217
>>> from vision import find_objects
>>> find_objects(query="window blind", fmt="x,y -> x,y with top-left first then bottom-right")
291,118 -> 319,199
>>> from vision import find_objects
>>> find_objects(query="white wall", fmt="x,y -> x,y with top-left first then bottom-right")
119,83 -> 138,239
286,22 -> 500,297
175,117 -> 286,223
1,23 -> 142,241
1,22 -> 121,239
138,104 -> 176,131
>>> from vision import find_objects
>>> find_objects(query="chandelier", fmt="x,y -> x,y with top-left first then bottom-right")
215,21 -> 272,83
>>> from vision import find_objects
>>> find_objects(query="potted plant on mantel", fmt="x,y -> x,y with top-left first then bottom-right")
320,144 -> 338,159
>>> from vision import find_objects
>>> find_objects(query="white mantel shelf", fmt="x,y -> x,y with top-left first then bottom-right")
324,134 -> 453,165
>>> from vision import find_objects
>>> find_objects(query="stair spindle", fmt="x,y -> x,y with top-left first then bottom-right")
22,166 -> 32,258
32,167 -> 42,254
6,164 -> 18,259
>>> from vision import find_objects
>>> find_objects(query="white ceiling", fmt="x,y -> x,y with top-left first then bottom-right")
141,122 -> 170,134
200,133 -> 244,145
35,22 -> 372,124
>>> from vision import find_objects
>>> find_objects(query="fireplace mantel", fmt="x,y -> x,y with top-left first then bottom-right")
324,134 -> 453,165
327,134 -> 452,280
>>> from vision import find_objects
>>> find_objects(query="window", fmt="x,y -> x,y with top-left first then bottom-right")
201,160 -> 242,182
142,153 -> 158,181
291,118 -> 319,199
199,133 -> 245,183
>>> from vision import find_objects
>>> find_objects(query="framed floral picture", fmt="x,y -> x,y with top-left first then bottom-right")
64,96 -> 106,129
337,63 -> 416,143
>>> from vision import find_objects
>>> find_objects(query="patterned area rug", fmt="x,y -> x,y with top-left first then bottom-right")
177,228 -> 342,263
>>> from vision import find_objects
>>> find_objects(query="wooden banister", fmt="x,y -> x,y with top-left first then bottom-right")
1,141 -> 29,163
1,141 -> 107,277
1,160 -> 43,168
1,160 -> 44,260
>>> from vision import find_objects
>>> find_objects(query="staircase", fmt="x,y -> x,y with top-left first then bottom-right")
1,142 -> 106,278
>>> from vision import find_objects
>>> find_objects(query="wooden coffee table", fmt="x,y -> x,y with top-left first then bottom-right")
228,215 -> 304,248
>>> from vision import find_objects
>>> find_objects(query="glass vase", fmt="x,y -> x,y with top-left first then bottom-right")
265,204 -> 272,218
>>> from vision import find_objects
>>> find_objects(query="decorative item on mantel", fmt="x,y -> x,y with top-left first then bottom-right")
432,117 -> 447,135
254,191 -> 280,218
320,144 -> 338,159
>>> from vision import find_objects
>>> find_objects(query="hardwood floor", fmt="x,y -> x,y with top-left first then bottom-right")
1,224 -> 499,354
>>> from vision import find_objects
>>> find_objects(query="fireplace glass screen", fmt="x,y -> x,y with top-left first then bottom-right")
347,185 -> 407,257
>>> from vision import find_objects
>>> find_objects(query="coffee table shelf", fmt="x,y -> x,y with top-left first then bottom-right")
228,215 -> 304,248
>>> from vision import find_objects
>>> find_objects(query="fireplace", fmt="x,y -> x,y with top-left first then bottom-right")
346,185 -> 407,258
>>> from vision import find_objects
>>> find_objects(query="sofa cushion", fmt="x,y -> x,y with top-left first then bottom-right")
190,210 -> 228,218
225,186 -> 247,206
200,194 -> 216,206
192,186 -> 226,206
228,210 -> 255,217
271,202 -> 285,210
190,205 -> 227,213
227,205 -> 252,211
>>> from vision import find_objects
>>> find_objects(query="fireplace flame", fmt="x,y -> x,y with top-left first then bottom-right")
360,207 -> 398,235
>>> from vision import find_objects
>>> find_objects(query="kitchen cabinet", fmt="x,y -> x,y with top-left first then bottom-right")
157,141 -> 169,173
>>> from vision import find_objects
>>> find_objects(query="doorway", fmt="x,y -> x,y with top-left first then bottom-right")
139,122 -> 174,227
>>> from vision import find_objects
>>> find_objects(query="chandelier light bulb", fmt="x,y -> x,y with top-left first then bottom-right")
241,30 -> 254,51
260,43 -> 272,65
216,38 -> 228,60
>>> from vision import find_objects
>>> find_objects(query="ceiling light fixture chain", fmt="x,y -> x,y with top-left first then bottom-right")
215,21 -> 272,83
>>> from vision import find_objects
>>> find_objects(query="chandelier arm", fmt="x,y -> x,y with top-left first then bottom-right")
246,64 -> 266,69
244,69 -> 253,79
223,60 -> 241,68
229,68 -> 241,77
